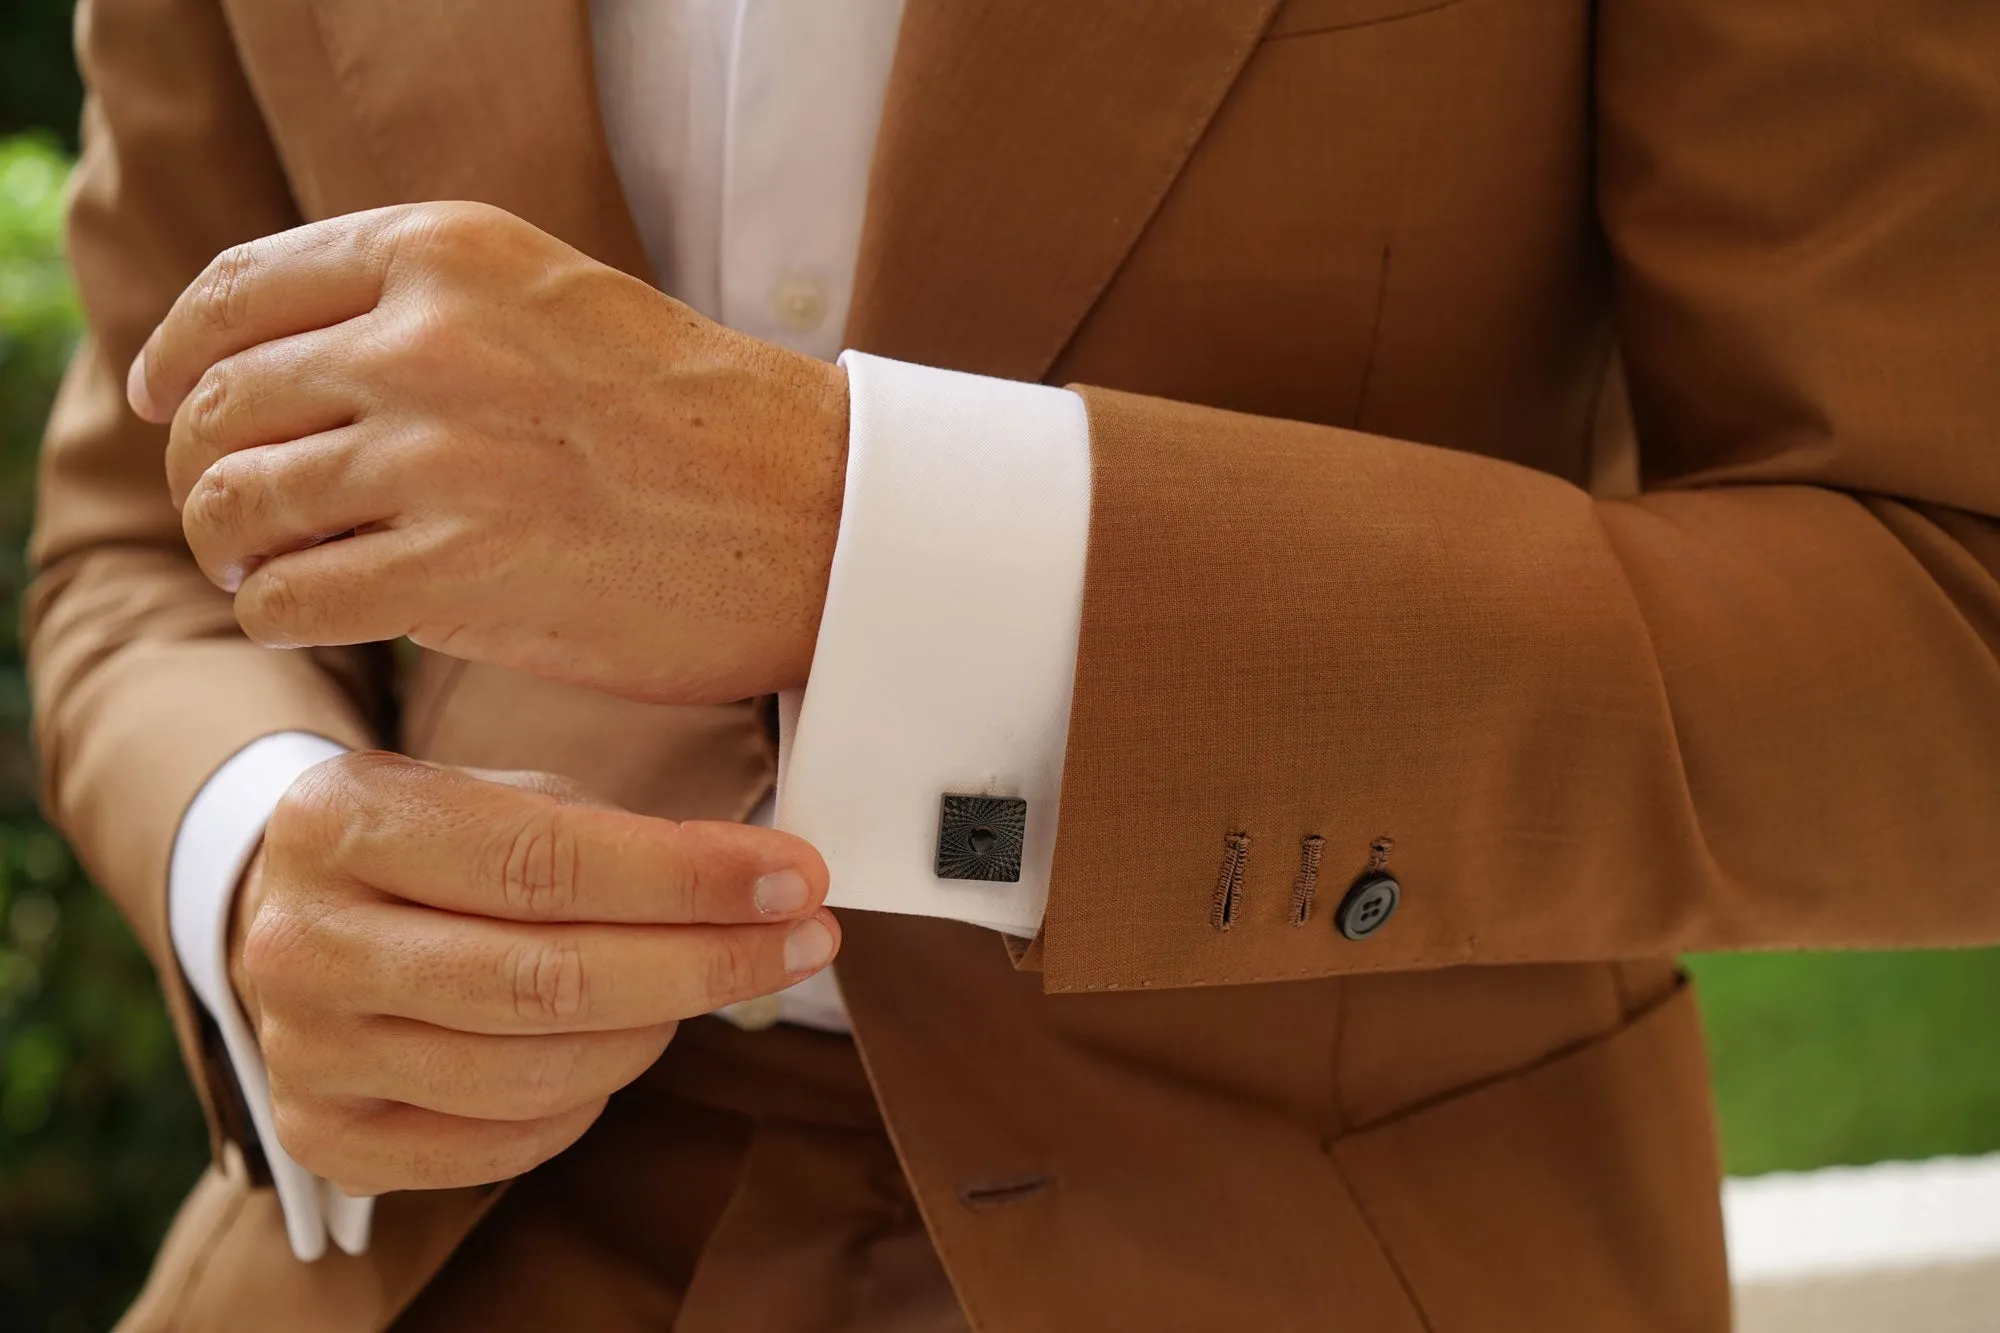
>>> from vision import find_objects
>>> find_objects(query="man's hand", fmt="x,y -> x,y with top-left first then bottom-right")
131,201 -> 849,705
229,750 -> 839,1196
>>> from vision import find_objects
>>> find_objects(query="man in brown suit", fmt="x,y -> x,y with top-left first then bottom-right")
28,0 -> 2000,1328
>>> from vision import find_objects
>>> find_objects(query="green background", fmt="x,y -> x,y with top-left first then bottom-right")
0,6 -> 1995,1330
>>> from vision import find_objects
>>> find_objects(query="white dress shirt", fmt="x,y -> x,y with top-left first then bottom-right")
166,0 -> 1092,1261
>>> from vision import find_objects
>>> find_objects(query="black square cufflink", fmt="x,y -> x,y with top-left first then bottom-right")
935,794 -> 1027,882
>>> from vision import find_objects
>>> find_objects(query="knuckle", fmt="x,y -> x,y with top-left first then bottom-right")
326,748 -> 406,789
277,1107 -> 392,1197
241,904 -> 315,1000
184,370 -> 232,445
400,418 -> 467,478
269,757 -> 354,853
380,304 -> 455,375
198,244 -> 257,333
187,459 -> 259,542
427,202 -> 484,248
702,930 -> 765,1004
399,200 -> 497,258
315,752 -> 423,872
253,1013 -> 317,1083
243,564 -> 310,642
508,938 -> 588,1026
498,805 -> 580,921
268,1094 -> 342,1177
356,307 -> 448,398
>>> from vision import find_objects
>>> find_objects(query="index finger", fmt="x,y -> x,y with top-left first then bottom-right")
306,755 -> 827,926
127,205 -> 413,423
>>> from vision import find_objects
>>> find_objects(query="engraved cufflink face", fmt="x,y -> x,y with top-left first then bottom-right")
936,794 -> 1027,882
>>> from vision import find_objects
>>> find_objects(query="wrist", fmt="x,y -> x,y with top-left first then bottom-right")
777,358 -> 849,689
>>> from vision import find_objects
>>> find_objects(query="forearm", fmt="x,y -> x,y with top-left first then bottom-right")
1035,386 -> 2000,992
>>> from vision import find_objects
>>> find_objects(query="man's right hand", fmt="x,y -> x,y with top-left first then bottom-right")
226,750 -> 838,1197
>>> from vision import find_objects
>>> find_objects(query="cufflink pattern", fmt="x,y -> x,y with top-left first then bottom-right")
936,794 -> 1027,882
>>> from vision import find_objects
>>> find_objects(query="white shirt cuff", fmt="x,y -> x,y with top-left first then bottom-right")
167,731 -> 370,1261
775,351 -> 1091,938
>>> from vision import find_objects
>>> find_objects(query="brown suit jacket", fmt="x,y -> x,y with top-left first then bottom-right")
29,0 -> 2000,1328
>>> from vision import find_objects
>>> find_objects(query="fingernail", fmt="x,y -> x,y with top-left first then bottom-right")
126,339 -> 156,418
783,917 -> 836,975
753,868 -> 810,916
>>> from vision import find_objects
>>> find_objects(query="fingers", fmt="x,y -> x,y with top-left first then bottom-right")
297,755 -> 829,926
180,425 -> 400,593
163,325 -> 370,508
249,896 -> 842,1035
267,1014 -> 675,1122
230,528 -> 431,647
129,208 -> 409,423
269,1090 -> 604,1196
243,745 -> 846,1200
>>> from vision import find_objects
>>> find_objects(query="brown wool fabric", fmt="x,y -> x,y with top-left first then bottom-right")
30,0 -> 2000,1329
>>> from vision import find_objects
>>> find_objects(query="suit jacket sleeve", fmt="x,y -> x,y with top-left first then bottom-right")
1035,0 -> 2000,992
27,0 -> 387,1157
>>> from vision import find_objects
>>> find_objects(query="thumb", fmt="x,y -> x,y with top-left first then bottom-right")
458,767 -> 623,812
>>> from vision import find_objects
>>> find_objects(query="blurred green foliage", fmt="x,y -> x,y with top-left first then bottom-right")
0,133 -> 209,1333
0,0 -> 83,154
1689,948 -> 2000,1177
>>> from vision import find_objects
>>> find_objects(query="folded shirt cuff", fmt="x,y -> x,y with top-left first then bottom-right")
167,731 -> 371,1261
776,351 -> 1092,938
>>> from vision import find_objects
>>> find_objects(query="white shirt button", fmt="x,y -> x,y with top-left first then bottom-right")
772,275 -> 829,332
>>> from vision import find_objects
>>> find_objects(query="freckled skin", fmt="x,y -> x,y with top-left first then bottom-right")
139,199 -> 850,705
126,205 -> 856,1193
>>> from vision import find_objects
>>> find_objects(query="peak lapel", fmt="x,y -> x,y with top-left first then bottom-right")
308,0 -> 654,281
844,0 -> 1282,382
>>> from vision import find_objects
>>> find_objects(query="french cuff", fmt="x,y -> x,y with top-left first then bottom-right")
167,731 -> 371,1262
775,351 -> 1091,938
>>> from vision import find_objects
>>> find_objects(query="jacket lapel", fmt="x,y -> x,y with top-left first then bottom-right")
310,0 -> 1280,378
307,0 -> 655,282
844,0 -> 1283,381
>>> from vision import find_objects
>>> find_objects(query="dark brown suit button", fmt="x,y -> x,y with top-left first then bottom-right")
1335,872 -> 1399,940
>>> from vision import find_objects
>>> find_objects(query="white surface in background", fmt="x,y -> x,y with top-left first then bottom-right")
1726,1154 -> 2000,1279
1726,1154 -> 2000,1333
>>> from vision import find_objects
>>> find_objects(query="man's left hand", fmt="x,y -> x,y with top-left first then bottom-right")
132,201 -> 849,705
